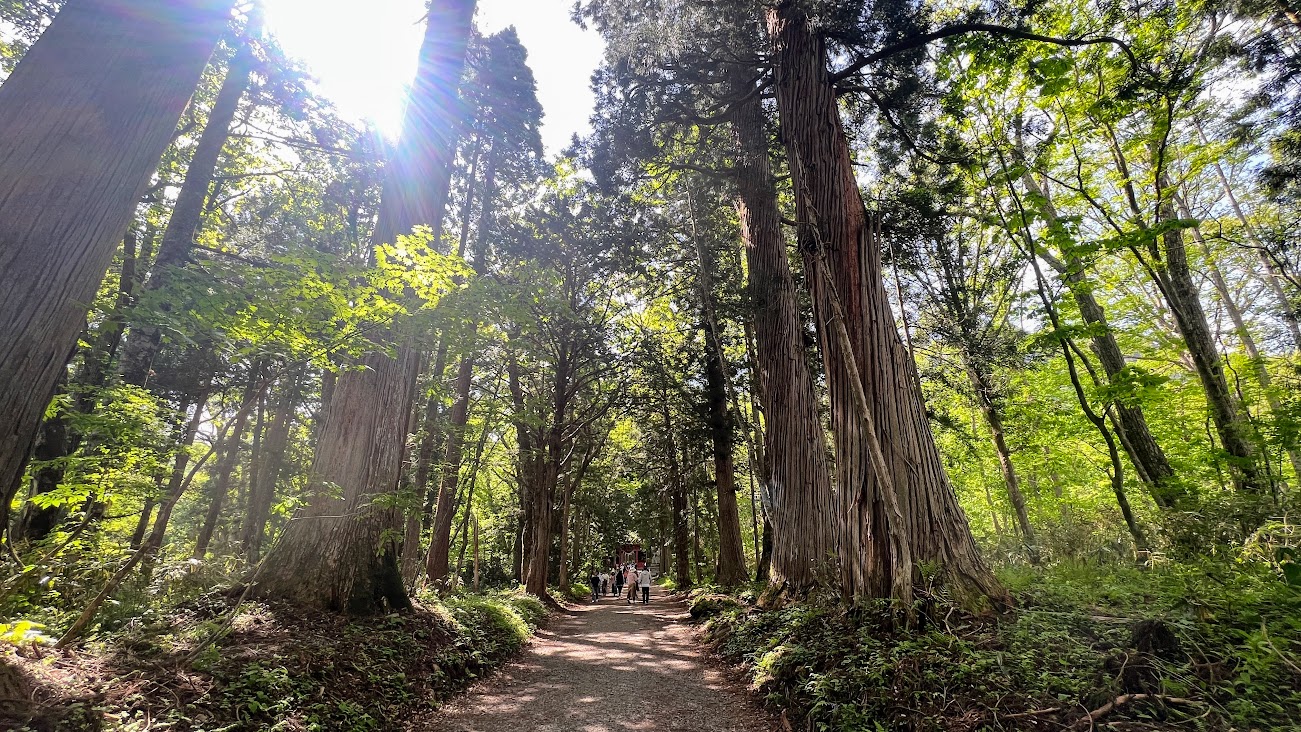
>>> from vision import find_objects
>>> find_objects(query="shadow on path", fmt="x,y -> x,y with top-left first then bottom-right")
417,585 -> 777,732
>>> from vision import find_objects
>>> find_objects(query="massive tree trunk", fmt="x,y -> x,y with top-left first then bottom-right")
119,7 -> 261,387
0,0 -> 234,545
252,0 -> 476,613
767,1 -> 1005,604
252,348 -> 419,611
728,70 -> 835,593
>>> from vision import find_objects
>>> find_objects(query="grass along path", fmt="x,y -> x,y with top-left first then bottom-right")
420,585 -> 777,732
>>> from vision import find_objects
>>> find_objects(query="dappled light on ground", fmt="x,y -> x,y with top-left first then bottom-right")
421,587 -> 775,732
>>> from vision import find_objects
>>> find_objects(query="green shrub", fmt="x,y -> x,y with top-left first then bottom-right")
702,560 -> 1301,731
688,593 -> 743,620
443,595 -> 532,661
496,590 -> 547,628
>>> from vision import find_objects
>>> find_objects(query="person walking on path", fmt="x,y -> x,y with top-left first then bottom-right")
599,570 -> 609,597
589,570 -> 601,603
625,567 -> 638,604
613,566 -> 624,598
638,566 -> 652,604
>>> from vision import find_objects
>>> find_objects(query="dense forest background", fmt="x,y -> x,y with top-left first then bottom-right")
1,0 -> 1299,729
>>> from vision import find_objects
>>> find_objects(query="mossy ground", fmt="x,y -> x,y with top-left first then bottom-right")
695,560 -> 1301,731
1,588 -> 545,731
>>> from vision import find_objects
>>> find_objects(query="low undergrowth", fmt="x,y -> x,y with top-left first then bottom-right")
697,560 -> 1300,731
1,587 -> 545,731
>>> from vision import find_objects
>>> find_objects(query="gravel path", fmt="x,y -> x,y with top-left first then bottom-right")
422,585 -> 778,732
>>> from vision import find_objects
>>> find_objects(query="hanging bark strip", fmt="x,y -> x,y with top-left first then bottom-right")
0,0 -> 236,545
767,0 -> 1005,604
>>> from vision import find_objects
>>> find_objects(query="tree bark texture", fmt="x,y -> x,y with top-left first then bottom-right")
252,349 -> 418,612
252,0 -> 475,612
728,70 -> 835,592
768,0 -> 1005,604
118,7 -> 260,387
0,0 -> 234,542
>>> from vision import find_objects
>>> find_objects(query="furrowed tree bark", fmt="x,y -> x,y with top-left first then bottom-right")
768,0 -> 1005,604
119,7 -> 262,387
252,0 -> 476,613
728,69 -> 835,593
0,0 -> 235,547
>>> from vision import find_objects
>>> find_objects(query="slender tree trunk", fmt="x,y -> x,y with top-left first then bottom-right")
241,378 -> 296,560
728,67 -> 835,593
1152,173 -> 1263,494
0,0 -> 234,544
141,391 -> 214,562
703,325 -> 749,585
768,0 -> 1004,604
193,363 -> 267,558
1188,218 -> 1301,482
119,8 -> 262,387
964,363 -> 1037,558
425,151 -> 497,587
686,187 -> 749,586
1021,173 -> 1183,508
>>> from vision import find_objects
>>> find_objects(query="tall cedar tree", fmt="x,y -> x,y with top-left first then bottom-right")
0,0 -> 235,546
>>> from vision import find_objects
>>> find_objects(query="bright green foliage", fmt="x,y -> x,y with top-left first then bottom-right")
706,561 -> 1301,730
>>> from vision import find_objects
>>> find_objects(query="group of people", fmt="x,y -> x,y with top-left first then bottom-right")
589,563 -> 652,605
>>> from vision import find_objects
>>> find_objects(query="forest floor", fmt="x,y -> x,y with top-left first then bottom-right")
419,585 -> 779,732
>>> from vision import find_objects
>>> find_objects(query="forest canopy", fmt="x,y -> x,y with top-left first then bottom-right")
0,0 -> 1299,729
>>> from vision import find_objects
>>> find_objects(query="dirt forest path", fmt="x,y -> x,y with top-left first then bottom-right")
421,585 -> 778,732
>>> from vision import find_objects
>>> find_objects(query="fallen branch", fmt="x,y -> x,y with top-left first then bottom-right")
1072,694 -> 1198,729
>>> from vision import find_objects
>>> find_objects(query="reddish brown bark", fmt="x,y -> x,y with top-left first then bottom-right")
767,1 -> 1005,604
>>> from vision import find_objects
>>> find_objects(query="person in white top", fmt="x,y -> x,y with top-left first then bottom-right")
637,567 -> 652,604
599,571 -> 609,596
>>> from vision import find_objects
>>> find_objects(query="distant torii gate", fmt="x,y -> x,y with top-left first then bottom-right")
613,543 -> 644,569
